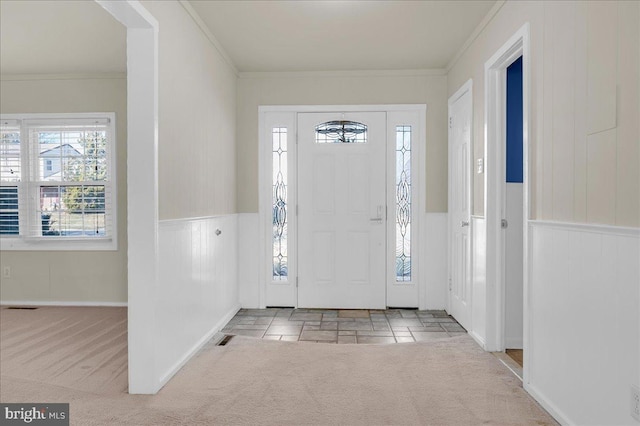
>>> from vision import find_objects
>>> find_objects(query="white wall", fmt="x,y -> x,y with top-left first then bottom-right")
448,1 -> 640,424
0,76 -> 128,304
448,1 -> 639,226
144,1 -> 237,220
528,223 -> 639,425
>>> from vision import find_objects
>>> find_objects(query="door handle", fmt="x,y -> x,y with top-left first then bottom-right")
370,205 -> 384,223
461,220 -> 470,227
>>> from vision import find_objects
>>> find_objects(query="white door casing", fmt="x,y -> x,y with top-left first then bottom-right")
448,80 -> 473,331
297,112 -> 387,309
484,24 -> 530,356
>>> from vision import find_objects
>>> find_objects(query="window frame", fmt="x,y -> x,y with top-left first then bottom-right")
0,112 -> 118,251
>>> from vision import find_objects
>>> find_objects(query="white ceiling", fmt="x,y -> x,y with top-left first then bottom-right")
189,0 -> 497,72
0,0 -> 126,75
0,0 -> 496,75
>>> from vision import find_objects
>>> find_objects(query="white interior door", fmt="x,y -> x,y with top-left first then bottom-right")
297,112 -> 386,309
448,85 -> 472,330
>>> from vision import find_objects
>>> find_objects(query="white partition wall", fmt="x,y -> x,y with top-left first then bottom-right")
99,0 -> 239,394
97,0 -> 160,395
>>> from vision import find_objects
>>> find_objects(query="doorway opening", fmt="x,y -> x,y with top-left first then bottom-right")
484,24 -> 530,383
505,56 -> 524,362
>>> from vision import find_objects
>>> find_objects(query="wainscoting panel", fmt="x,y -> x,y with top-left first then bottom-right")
238,213 -> 260,308
423,212 -> 449,310
527,221 -> 639,425
156,215 -> 240,388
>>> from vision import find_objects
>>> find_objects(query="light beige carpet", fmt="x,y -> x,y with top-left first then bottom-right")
1,307 -> 557,425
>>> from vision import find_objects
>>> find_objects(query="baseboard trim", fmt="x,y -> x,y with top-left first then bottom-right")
524,382 -> 572,426
0,301 -> 127,307
469,330 -> 486,350
157,303 -> 241,391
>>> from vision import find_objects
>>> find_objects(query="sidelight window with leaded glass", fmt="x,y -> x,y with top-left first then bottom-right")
272,127 -> 288,280
395,125 -> 412,281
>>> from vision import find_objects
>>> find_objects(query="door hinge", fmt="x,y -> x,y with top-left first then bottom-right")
501,219 -> 508,229
449,278 -> 452,290
296,204 -> 299,216
296,277 -> 299,288
449,117 -> 453,129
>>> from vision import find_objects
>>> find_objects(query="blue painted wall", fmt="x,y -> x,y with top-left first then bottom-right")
506,56 -> 523,183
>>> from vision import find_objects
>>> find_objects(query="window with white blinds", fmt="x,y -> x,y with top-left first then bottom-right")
0,120 -> 20,235
0,114 -> 117,250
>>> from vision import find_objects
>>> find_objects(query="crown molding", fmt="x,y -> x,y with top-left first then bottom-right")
239,68 -> 447,79
446,0 -> 506,72
179,0 -> 239,77
0,72 -> 127,81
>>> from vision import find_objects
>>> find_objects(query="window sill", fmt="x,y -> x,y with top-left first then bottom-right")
0,236 -> 117,251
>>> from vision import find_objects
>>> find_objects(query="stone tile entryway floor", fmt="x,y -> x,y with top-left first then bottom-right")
221,308 -> 466,344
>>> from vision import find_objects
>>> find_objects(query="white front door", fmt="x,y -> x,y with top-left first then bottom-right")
297,112 -> 386,309
448,84 -> 472,330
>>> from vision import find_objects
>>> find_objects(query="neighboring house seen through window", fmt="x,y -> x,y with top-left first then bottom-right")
0,113 -> 117,250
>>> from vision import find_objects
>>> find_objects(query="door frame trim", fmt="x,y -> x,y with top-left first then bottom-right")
447,79 -> 473,327
483,23 -> 531,379
258,104 -> 427,309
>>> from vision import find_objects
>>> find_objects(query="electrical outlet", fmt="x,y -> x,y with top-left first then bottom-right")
2,266 -> 10,279
632,385 -> 640,422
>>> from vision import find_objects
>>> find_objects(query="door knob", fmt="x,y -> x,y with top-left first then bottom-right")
461,220 -> 470,227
